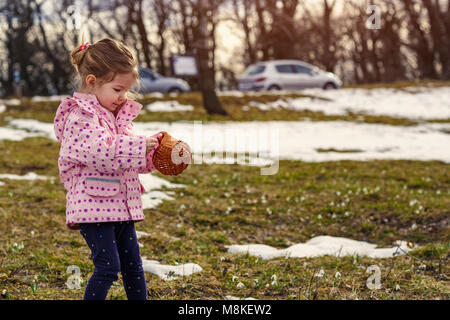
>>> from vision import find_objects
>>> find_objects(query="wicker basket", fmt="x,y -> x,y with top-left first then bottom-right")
149,131 -> 191,176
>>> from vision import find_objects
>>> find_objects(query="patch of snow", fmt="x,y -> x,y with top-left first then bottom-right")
5,118 -> 450,164
141,258 -> 202,280
225,295 -> 257,300
30,95 -> 69,102
226,235 -> 414,259
0,172 -> 53,181
146,101 -> 194,112
0,98 -> 20,106
248,87 -> 450,120
0,126 -> 44,141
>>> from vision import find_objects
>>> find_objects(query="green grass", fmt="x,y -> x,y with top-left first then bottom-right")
0,137 -> 448,300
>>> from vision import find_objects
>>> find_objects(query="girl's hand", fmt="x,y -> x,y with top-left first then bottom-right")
146,133 -> 163,154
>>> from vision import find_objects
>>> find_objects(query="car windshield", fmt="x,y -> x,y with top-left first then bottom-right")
139,68 -> 159,79
244,65 -> 266,76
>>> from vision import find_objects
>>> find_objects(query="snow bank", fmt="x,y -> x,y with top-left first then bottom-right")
0,172 -> 53,181
226,235 -> 414,259
4,119 -> 450,163
247,87 -> 450,120
138,173 -> 185,209
146,101 -> 194,112
141,258 -> 203,280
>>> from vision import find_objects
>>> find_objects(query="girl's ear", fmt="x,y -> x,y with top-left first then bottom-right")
85,74 -> 97,89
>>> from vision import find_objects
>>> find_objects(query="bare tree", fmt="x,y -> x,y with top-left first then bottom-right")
193,0 -> 227,115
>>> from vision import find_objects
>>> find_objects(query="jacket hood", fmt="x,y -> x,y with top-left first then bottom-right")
53,92 -> 143,142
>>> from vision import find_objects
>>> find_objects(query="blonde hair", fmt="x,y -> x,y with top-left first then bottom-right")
70,38 -> 139,90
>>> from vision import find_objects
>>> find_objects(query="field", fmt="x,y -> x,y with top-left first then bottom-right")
0,81 -> 448,300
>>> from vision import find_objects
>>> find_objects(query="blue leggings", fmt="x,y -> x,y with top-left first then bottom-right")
79,221 -> 147,300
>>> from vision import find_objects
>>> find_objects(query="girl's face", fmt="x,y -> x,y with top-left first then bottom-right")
90,72 -> 136,114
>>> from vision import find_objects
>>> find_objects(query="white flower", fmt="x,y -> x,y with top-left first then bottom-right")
30,230 -> 35,236
231,276 -> 238,282
205,199 -> 210,204
236,282 -> 245,289
271,274 -> 277,282
395,284 -> 400,291
266,208 -> 272,215
314,269 -> 325,278
335,272 -> 341,278
317,214 -> 322,220
409,199 -> 418,207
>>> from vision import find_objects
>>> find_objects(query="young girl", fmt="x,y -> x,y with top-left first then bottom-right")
53,38 -> 162,300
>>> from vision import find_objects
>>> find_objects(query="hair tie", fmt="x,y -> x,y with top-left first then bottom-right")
79,42 -> 90,52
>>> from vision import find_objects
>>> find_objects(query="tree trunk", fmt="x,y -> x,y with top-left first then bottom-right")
195,0 -> 227,116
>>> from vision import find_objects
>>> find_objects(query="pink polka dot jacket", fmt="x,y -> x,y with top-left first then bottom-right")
53,92 -> 161,230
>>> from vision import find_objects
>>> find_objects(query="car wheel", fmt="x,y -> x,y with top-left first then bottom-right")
267,85 -> 281,91
323,82 -> 337,90
168,87 -> 182,94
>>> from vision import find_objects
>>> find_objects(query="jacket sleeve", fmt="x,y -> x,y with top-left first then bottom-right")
123,122 -> 161,174
60,109 -> 148,174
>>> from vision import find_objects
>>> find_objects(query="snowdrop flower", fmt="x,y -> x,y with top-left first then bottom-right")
237,282 -> 245,289
30,230 -> 35,236
204,199 -> 210,204
266,208 -> 272,215
410,223 -> 417,230
220,256 -> 226,262
314,269 -> 325,278
225,206 -> 232,214
436,190 -> 441,195
300,196 -> 305,202
253,279 -> 259,286
224,192 -> 230,198
409,199 -> 418,207
335,272 -> 341,278
336,191 -> 341,196
261,195 -> 267,204
179,204 -> 186,210
271,274 -> 277,282
231,276 -> 239,282
12,243 -> 24,250
395,284 -> 400,291
317,214 -> 322,220
344,211 -> 350,217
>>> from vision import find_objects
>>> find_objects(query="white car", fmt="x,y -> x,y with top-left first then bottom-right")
238,60 -> 342,91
